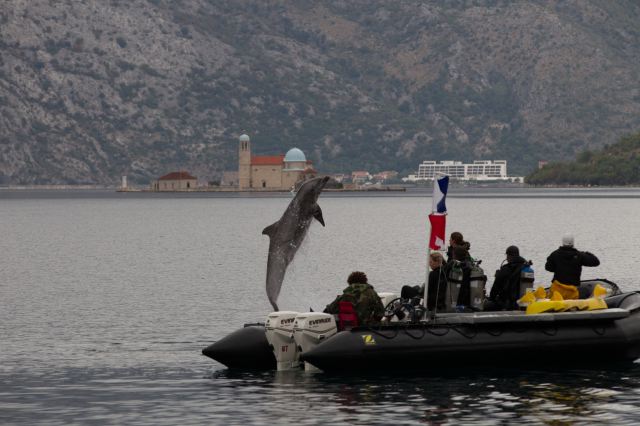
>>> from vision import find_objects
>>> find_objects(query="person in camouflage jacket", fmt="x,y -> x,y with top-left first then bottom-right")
324,271 -> 385,325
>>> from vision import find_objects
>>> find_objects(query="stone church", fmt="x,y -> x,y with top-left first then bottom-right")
237,134 -> 316,190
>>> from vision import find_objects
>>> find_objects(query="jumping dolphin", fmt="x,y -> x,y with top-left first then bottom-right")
262,176 -> 330,311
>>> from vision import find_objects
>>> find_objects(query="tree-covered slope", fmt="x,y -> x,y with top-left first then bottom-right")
1,0 -> 640,184
526,132 -> 640,185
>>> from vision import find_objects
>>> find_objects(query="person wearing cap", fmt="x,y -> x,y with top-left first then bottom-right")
486,245 -> 528,310
545,234 -> 600,299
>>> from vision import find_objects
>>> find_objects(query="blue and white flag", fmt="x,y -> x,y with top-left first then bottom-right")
431,175 -> 449,214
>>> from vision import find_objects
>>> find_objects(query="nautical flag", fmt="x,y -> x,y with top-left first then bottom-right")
428,213 -> 446,251
431,175 -> 449,214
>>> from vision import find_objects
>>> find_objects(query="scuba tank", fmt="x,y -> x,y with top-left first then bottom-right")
469,260 -> 488,311
518,261 -> 535,299
445,261 -> 464,312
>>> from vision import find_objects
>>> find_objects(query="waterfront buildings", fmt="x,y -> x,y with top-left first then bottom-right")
351,171 -> 371,184
405,160 -> 511,181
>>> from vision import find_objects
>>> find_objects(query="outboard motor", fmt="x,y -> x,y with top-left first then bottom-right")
293,313 -> 337,371
469,260 -> 487,311
265,311 -> 300,371
518,261 -> 535,299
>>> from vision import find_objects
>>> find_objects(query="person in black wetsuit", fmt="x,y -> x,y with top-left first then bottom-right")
446,231 -> 471,263
545,234 -> 600,299
399,252 -> 446,309
426,252 -> 447,311
487,245 -> 527,310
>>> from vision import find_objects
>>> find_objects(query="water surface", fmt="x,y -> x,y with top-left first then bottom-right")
1,188 -> 640,424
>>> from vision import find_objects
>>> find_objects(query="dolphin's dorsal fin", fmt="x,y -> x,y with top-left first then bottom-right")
312,204 -> 325,226
262,221 -> 279,237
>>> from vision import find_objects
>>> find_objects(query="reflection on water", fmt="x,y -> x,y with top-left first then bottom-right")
208,365 -> 640,425
3,190 -> 640,424
5,364 -> 640,424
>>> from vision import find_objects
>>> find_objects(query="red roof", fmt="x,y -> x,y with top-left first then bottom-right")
158,171 -> 197,180
251,155 -> 284,166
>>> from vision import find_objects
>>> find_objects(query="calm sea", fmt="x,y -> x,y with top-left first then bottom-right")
2,188 -> 640,425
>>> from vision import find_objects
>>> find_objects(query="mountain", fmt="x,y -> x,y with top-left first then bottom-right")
526,131 -> 640,185
2,0 -> 640,184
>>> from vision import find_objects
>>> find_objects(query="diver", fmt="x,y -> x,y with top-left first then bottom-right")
545,234 -> 600,299
399,252 -> 447,310
446,231 -> 471,262
486,245 -> 528,310
426,252 -> 447,311
324,271 -> 385,326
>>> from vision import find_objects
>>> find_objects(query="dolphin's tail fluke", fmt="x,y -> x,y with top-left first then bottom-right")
269,299 -> 279,312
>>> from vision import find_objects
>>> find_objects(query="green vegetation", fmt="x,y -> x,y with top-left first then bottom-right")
526,132 -> 640,186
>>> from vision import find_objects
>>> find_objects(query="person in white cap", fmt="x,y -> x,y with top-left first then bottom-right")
545,234 -> 600,299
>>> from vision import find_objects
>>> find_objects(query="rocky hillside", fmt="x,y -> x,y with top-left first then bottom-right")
1,0 -> 640,184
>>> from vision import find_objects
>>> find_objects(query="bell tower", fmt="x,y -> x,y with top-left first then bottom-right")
238,133 -> 251,189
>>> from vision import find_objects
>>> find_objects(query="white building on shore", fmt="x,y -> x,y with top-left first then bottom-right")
404,160 -> 513,181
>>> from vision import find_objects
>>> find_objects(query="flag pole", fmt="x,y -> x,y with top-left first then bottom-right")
423,177 -> 437,313
424,173 -> 448,315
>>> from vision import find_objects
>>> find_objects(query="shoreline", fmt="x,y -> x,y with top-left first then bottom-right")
3,184 -> 640,192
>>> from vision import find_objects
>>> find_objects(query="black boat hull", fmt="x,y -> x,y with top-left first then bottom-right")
204,293 -> 640,372
202,324 -> 276,370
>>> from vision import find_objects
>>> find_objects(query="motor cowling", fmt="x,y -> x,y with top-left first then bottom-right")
293,313 -> 337,371
265,311 -> 300,371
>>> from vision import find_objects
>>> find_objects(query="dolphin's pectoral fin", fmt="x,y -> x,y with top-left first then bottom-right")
312,204 -> 325,226
262,221 -> 279,237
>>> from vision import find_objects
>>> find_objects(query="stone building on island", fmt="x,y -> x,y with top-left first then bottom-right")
237,133 -> 316,190
152,171 -> 197,191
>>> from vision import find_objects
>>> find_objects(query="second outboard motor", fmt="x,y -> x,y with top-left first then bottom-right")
519,261 -> 535,299
293,313 -> 337,371
469,261 -> 487,311
265,311 -> 300,371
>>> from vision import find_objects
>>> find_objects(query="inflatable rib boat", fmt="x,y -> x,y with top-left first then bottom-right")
202,280 -> 640,373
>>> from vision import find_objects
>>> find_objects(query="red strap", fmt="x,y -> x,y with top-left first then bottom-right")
338,301 -> 358,330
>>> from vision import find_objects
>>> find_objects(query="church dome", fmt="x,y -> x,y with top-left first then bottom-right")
284,148 -> 306,162
239,134 -> 250,142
